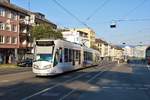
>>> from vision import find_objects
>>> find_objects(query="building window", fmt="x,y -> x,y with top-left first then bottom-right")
6,10 -> 11,18
12,24 -> 17,32
11,37 -> 17,44
5,36 -> 11,44
11,11 -> 17,20
5,24 -> 11,31
0,36 -> 4,44
0,7 -> 5,17
0,22 -> 5,30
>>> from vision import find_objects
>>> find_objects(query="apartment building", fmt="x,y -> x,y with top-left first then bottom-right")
0,1 -> 31,64
114,46 -> 124,61
30,12 -> 57,29
76,28 -> 96,48
133,45 -> 148,59
95,38 -> 111,60
0,0 -> 57,64
62,29 -> 89,47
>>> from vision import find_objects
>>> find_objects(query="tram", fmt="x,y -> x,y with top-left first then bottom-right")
32,39 -> 101,76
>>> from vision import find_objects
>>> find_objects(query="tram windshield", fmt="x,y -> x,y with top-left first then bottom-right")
36,54 -> 53,62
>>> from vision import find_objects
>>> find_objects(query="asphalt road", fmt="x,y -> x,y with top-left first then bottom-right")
1,61 -> 150,100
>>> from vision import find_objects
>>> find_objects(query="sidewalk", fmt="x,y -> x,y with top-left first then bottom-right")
0,64 -> 32,75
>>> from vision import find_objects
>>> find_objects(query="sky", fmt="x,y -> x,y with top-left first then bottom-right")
11,0 -> 150,45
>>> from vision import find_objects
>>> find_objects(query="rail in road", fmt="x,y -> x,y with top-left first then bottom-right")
0,61 -> 116,100
2,61 -> 150,100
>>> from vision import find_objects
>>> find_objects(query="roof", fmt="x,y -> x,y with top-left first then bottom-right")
0,2 -> 57,28
114,45 -> 124,50
95,38 -> 108,44
0,2 -> 31,15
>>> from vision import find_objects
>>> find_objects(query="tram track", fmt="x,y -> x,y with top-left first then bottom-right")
22,62 -> 114,100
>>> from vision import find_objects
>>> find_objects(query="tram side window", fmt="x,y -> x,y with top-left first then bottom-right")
64,48 -> 69,62
84,51 -> 93,61
75,50 -> 79,60
59,48 -> 63,63
88,52 -> 93,61
79,50 -> 81,64
84,51 -> 87,61
54,52 -> 59,66
69,49 -> 72,62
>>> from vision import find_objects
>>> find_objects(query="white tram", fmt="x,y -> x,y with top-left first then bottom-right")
32,39 -> 101,76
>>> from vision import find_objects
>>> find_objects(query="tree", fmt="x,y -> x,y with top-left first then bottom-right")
30,24 -> 63,40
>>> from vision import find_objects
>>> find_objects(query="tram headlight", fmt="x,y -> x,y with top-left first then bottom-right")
44,65 -> 51,69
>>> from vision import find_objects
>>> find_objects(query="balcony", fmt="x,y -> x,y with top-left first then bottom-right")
19,19 -> 29,25
20,29 -> 27,34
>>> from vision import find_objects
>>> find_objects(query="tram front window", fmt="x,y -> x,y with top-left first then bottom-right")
36,54 -> 53,62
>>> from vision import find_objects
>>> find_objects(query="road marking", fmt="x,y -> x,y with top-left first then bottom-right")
138,88 -> 149,90
102,86 -> 111,89
59,68 -> 106,100
22,66 -> 105,100
125,87 -> 136,90
89,86 -> 100,91
147,65 -> 150,70
144,84 -> 150,87
41,92 -> 60,97
21,73 -> 88,100
0,80 -> 10,83
59,90 -> 75,100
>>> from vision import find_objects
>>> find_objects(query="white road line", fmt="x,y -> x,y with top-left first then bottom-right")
126,87 -> 136,90
102,86 -> 111,89
147,65 -> 150,70
59,90 -> 75,100
0,80 -> 10,83
21,73 -> 88,100
138,88 -> 149,90
41,92 -> 60,96
59,68 -> 106,100
22,66 -> 105,100
144,84 -> 150,87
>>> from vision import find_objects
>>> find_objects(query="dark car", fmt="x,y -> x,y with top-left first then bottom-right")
17,58 -> 33,67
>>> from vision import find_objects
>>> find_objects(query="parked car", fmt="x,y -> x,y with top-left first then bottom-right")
17,58 -> 33,67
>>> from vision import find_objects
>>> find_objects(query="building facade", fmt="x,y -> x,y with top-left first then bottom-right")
133,45 -> 148,59
62,29 -> 89,47
0,1 -> 31,63
76,28 -> 96,48
0,1 -> 57,64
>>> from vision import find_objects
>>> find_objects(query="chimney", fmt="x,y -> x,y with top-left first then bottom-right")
0,0 -> 10,3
